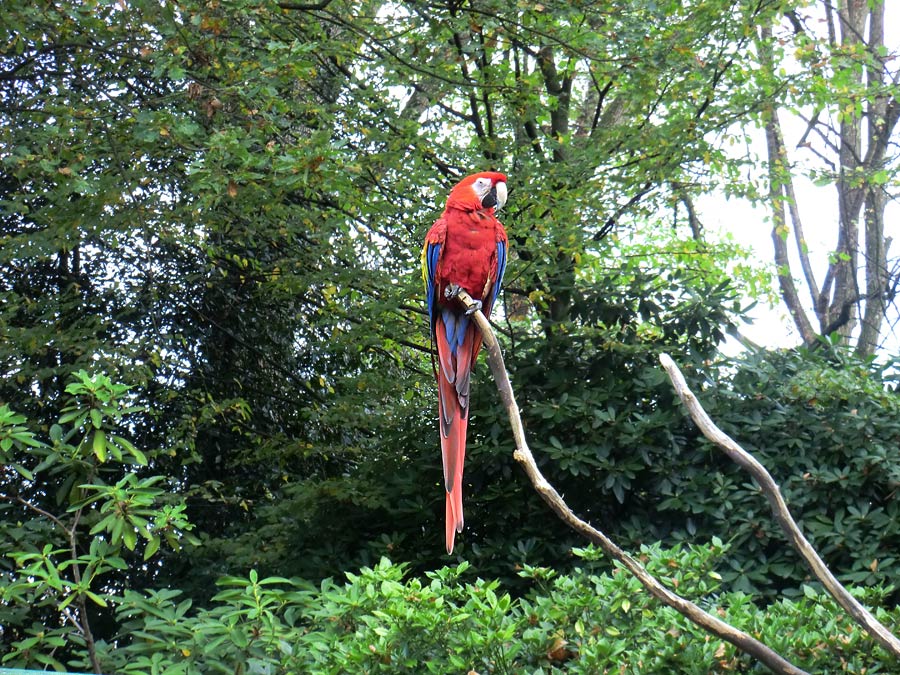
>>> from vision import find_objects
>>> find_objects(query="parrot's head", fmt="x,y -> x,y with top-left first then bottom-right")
446,171 -> 508,212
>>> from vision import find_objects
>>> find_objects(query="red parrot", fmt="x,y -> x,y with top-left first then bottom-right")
422,171 -> 508,554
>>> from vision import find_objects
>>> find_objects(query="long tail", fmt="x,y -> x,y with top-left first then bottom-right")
434,309 -> 479,554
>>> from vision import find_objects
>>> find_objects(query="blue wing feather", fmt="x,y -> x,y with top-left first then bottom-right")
493,240 -> 507,307
443,308 -> 455,346
440,307 -> 470,355
425,242 -> 441,319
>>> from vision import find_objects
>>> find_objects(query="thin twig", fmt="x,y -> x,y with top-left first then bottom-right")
13,496 -> 72,535
452,288 -> 809,675
659,353 -> 900,660
68,501 -> 102,674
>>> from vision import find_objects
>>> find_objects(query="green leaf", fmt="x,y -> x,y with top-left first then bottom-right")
871,169 -> 889,185
49,424 -> 63,442
144,536 -> 161,561
84,590 -> 108,607
92,429 -> 107,462
123,527 -> 138,551
11,463 -> 34,480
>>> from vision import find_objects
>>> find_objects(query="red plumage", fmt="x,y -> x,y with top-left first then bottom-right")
422,172 -> 508,553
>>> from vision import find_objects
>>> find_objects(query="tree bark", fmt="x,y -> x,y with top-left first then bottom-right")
761,98 -> 818,345
857,188 -> 889,355
854,0 -> 890,357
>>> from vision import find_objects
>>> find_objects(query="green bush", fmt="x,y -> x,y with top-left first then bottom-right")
22,546 -> 900,674
0,372 -> 199,670
468,338 -> 900,600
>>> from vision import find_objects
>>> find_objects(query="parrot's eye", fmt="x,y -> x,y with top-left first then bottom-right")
472,178 -> 491,197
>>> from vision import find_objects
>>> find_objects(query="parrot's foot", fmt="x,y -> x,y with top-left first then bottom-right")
445,283 -> 482,314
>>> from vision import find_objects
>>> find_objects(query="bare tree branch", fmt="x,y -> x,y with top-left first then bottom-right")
774,112 -> 822,313
452,287 -> 810,675
757,25 -> 818,344
659,353 -> 900,660
12,495 -> 71,535
278,0 -> 333,9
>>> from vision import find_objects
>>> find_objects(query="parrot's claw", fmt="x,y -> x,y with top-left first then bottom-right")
444,284 -> 481,316
444,284 -> 482,314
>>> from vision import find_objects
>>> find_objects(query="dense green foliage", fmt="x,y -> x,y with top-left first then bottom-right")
3,401 -> 898,674
4,348 -> 900,671
23,552 -> 900,674
1,0 -> 779,586
3,0 -> 900,671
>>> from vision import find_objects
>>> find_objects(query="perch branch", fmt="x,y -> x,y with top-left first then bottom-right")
452,288 -> 809,675
659,353 -> 900,659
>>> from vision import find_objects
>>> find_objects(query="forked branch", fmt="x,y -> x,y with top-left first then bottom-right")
453,288 -> 808,675
659,353 -> 900,659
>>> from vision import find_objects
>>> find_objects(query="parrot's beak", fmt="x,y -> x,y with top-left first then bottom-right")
482,181 -> 507,210
494,181 -> 507,210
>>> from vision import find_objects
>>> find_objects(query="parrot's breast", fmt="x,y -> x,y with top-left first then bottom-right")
438,212 -> 498,301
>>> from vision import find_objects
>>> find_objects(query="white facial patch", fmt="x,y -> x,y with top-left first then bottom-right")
472,178 -> 491,199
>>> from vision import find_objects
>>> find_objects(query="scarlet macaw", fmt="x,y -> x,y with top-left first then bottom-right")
422,171 -> 508,554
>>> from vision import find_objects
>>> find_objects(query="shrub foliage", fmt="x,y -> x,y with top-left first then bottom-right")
3,369 -> 900,673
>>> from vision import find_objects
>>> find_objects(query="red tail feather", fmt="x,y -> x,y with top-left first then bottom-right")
439,386 -> 467,553
435,317 -> 478,553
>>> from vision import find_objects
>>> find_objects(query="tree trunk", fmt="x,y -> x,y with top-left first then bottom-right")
826,0 -> 868,341
854,0 -> 889,357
